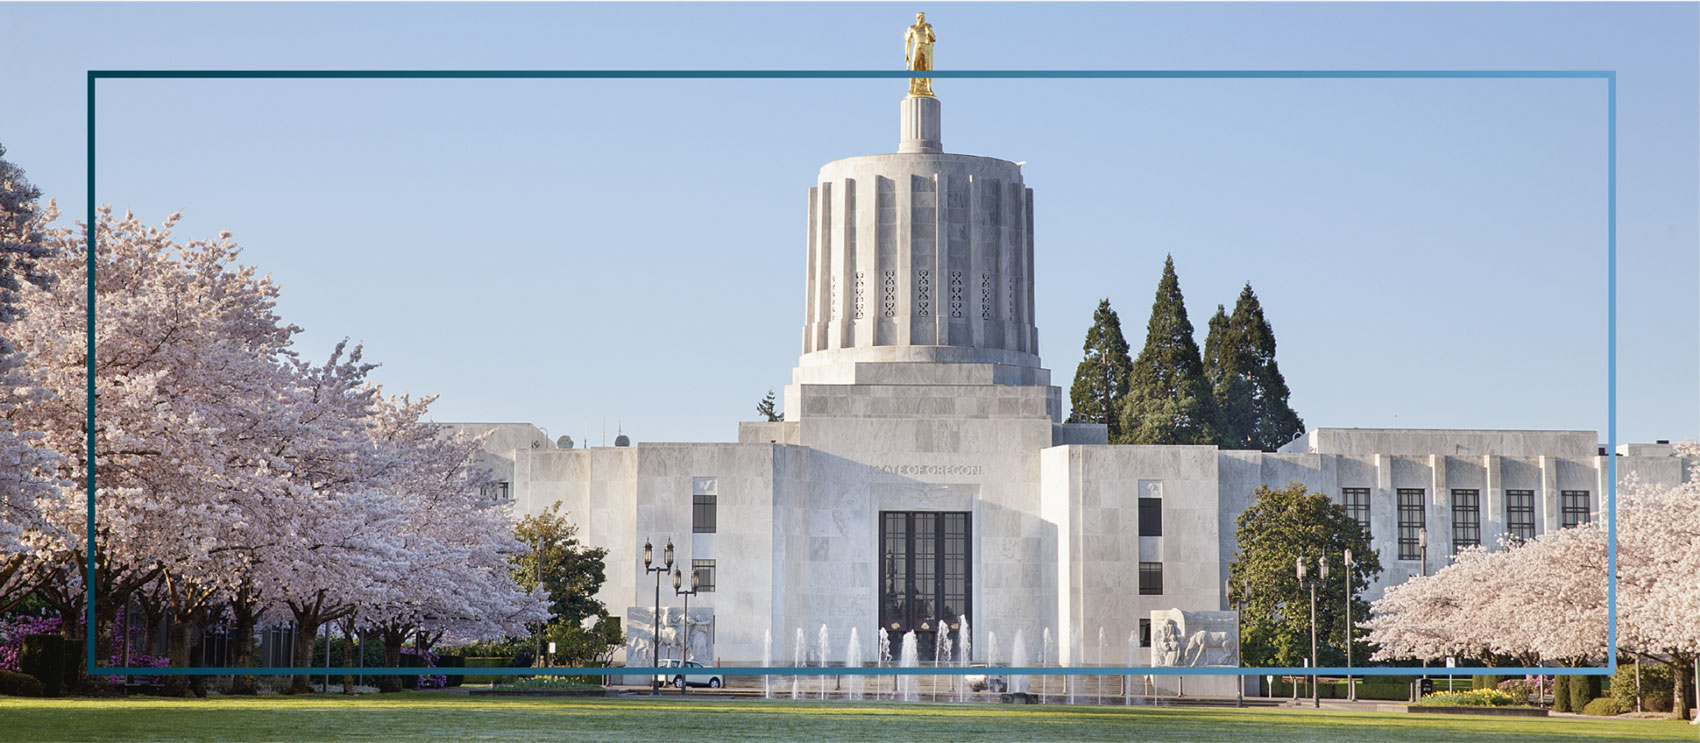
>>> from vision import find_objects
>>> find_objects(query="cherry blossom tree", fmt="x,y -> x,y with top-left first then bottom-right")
1618,442 -> 1700,720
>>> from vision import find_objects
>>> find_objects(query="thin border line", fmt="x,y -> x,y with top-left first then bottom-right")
84,68 -> 1617,678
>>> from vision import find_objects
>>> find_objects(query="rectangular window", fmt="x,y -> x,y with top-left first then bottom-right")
1138,497 -> 1163,537
480,481 -> 511,501
1397,489 -> 1426,561
879,511 -> 972,659
1561,490 -> 1591,528
1341,488 -> 1371,538
1139,619 -> 1152,648
691,559 -> 716,592
693,494 -> 717,534
1506,490 -> 1536,541
1138,562 -> 1163,595
1450,489 -> 1481,553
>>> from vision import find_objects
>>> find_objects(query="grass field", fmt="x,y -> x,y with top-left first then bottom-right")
0,693 -> 1693,742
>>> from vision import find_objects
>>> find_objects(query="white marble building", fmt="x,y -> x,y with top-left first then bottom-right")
444,86 -> 1695,674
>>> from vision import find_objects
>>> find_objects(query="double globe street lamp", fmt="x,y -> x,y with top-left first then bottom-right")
1297,555 -> 1328,709
671,565 -> 702,695
643,538 -> 674,696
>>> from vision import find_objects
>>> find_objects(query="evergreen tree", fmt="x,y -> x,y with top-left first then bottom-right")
1119,256 -> 1220,445
1066,298 -> 1133,439
756,389 -> 782,422
1203,303 -> 1253,449
1222,283 -> 1304,451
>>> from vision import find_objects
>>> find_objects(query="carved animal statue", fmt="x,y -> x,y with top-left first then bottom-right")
1183,630 -> 1235,667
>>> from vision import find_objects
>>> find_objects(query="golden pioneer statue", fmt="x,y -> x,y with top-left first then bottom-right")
904,12 -> 936,97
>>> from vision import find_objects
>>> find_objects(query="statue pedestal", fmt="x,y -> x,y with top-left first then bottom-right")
899,95 -> 942,153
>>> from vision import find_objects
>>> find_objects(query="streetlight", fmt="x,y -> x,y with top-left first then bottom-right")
672,565 -> 700,696
1226,576 -> 1250,707
1343,549 -> 1363,701
1417,528 -> 1429,683
1297,554 -> 1328,709
643,537 -> 674,696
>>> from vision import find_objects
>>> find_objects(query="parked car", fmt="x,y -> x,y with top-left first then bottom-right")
654,659 -> 725,689
965,664 -> 1008,693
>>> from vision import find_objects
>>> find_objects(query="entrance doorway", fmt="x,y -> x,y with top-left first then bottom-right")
878,511 -> 971,660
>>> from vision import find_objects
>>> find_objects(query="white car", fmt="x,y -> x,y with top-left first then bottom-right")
654,659 -> 725,689
965,664 -> 1009,693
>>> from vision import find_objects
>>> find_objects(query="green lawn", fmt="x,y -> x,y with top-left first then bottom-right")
0,694 -> 1691,742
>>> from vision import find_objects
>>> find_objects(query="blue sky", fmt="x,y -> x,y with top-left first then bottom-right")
0,2 -> 1694,447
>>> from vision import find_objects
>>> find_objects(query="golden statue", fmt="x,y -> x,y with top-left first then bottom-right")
904,12 -> 936,97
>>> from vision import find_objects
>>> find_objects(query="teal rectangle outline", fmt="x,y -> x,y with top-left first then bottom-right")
85,68 -> 1616,678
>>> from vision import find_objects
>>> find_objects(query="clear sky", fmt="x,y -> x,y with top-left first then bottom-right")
0,2 -> 1694,447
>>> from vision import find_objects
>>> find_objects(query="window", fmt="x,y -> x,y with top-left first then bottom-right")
693,494 -> 717,534
1341,488 -> 1371,537
1138,562 -> 1163,595
1506,490 -> 1536,541
1139,619 -> 1152,648
1450,489 -> 1480,553
879,511 -> 972,659
1561,490 -> 1591,528
691,559 -> 716,592
480,481 -> 511,501
1397,489 -> 1426,561
1138,497 -> 1163,537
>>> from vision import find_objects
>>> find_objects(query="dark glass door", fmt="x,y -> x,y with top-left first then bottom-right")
879,511 -> 970,660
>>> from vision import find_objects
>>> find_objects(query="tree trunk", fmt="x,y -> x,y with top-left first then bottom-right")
227,602 -> 258,695
161,616 -> 194,697
290,618 -> 320,694
377,629 -> 405,693
1673,656 -> 1693,721
342,622 -> 355,695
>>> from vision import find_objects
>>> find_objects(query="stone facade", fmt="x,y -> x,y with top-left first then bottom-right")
441,88 -> 1697,686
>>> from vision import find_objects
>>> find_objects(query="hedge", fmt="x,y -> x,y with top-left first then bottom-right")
1263,676 -> 1418,701
1569,674 -> 1600,714
436,654 -> 465,687
1612,660 -> 1672,713
1582,697 -> 1625,716
1553,675 -> 1571,712
19,634 -> 66,697
0,669 -> 46,697
462,657 -> 519,685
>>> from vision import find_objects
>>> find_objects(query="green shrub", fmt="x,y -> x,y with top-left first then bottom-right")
0,669 -> 46,697
399,652 -> 423,690
1611,660 -> 1673,713
1582,697 -> 1625,716
1471,674 -> 1505,690
462,657 -> 518,685
1415,688 -> 1522,707
18,634 -> 66,697
1569,674 -> 1600,714
437,655 -> 465,687
1553,675 -> 1572,712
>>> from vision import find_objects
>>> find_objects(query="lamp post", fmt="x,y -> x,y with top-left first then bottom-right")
1227,576 -> 1250,707
672,566 -> 700,696
1417,528 -> 1429,682
1298,555 -> 1327,709
1344,548 -> 1355,702
643,537 -> 674,696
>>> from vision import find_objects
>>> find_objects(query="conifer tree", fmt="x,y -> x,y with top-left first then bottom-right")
1203,303 -> 1254,449
756,389 -> 783,422
1119,256 -> 1220,445
1067,298 -> 1133,440
1221,283 -> 1304,451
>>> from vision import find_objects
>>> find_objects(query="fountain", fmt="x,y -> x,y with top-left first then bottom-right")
818,624 -> 830,699
792,628 -> 806,699
1010,629 -> 1029,695
935,631 -> 952,702
846,627 -> 863,700
958,615 -> 972,702
1125,629 -> 1137,706
1042,627 -> 1053,700
1097,626 -> 1106,704
1067,624 -> 1079,705
878,628 -> 891,700
763,629 -> 773,699
898,631 -> 919,702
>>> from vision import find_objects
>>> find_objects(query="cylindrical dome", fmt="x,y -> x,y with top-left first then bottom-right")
797,95 -> 1039,370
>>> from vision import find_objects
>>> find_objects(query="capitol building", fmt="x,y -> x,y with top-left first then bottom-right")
444,45 -> 1692,680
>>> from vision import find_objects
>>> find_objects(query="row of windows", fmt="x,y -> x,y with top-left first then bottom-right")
1380,487 -> 1589,561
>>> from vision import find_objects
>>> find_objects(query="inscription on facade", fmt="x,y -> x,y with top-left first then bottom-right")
873,464 -> 983,476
